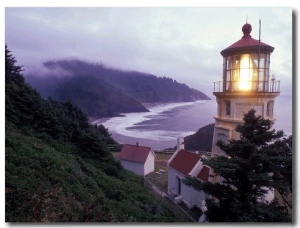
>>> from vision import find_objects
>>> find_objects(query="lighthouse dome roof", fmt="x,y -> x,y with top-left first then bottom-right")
220,22 -> 274,56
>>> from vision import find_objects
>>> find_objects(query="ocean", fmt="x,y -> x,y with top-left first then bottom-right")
92,93 -> 293,150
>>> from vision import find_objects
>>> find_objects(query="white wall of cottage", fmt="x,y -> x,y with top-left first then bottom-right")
120,151 -> 155,176
168,166 -> 207,209
143,151 -> 155,176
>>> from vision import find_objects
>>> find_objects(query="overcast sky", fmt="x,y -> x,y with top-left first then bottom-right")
5,6 -> 293,97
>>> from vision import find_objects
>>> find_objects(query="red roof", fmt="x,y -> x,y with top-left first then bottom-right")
169,149 -> 201,175
118,144 -> 153,163
197,166 -> 210,182
221,23 -> 274,56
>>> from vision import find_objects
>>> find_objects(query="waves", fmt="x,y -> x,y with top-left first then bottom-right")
92,101 -> 210,143
92,94 -> 292,149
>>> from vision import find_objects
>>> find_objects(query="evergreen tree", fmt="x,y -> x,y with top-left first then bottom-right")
5,44 -> 24,84
5,44 -> 118,160
185,109 -> 292,222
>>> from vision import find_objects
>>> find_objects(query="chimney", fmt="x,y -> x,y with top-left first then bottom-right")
136,142 -> 139,146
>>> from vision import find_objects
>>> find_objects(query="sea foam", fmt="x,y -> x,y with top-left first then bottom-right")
96,101 -> 203,141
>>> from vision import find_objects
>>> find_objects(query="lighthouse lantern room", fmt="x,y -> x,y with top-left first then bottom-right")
212,22 -> 280,158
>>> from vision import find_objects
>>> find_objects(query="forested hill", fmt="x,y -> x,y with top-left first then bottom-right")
26,59 -> 211,118
5,45 -> 179,222
184,123 -> 215,152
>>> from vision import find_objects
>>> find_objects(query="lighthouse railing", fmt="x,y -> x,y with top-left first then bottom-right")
213,80 -> 280,93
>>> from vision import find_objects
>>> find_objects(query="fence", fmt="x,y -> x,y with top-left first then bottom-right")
154,149 -> 176,154
143,177 -> 197,223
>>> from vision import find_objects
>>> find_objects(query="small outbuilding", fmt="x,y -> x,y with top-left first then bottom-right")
118,143 -> 155,176
167,149 -> 210,209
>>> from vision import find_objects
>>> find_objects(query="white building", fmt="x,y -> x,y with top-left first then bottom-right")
118,143 -> 155,176
167,149 -> 210,209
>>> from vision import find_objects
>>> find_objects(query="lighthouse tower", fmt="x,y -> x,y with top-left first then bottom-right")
211,22 -> 280,158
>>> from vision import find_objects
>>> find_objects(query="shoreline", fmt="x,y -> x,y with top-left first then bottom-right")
107,131 -> 177,150
88,95 -> 292,151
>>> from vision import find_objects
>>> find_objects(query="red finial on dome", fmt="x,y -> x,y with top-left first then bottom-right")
242,23 -> 252,37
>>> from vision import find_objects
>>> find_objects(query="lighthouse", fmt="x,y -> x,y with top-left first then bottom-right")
211,22 -> 280,158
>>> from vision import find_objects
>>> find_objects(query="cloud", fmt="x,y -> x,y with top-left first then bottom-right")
5,7 -> 292,95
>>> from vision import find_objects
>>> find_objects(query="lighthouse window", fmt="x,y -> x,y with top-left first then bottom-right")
224,100 -> 231,116
266,100 -> 274,117
224,53 -> 270,92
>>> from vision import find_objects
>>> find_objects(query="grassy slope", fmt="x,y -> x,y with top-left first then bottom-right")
5,121 -> 178,222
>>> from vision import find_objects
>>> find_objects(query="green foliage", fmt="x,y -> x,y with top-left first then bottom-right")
6,48 -> 118,160
5,45 -> 178,222
185,109 -> 292,222
5,44 -> 24,84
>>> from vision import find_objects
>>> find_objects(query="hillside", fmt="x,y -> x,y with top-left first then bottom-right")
26,59 -> 211,118
49,75 -> 149,118
5,45 -> 179,222
184,123 -> 215,152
